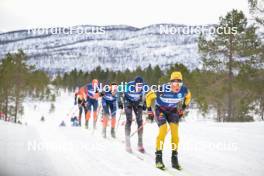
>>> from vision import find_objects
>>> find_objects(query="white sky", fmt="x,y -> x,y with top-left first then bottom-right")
0,0 -> 250,31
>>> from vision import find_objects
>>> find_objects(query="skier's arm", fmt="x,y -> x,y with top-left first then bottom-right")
177,90 -> 191,118
146,90 -> 157,108
145,90 -> 156,122
74,93 -> 77,105
117,90 -> 124,109
182,89 -> 191,110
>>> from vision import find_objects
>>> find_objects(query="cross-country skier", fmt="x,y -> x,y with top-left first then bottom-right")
71,116 -> 79,127
146,71 -> 191,170
121,76 -> 148,153
86,79 -> 100,129
101,82 -> 119,138
74,86 -> 87,126
40,116 -> 45,122
59,120 -> 66,127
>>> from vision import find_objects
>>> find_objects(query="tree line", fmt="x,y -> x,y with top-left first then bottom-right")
0,50 -> 53,123
1,8 -> 263,122
53,9 -> 264,122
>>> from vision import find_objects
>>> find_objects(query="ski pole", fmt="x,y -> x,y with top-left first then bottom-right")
130,120 -> 148,138
116,109 -> 123,131
96,102 -> 102,121
166,128 -> 171,134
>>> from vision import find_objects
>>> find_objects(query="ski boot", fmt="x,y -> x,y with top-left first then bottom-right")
171,150 -> 182,170
126,146 -> 132,153
111,128 -> 116,138
102,127 -> 107,138
155,151 -> 165,170
138,145 -> 145,153
138,136 -> 145,153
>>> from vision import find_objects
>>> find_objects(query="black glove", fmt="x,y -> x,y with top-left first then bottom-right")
142,101 -> 147,111
178,109 -> 184,118
74,96 -> 77,105
147,107 -> 154,122
118,101 -> 123,109
99,91 -> 105,97
182,103 -> 187,110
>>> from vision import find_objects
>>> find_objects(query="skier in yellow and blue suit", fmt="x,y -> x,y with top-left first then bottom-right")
146,71 -> 191,170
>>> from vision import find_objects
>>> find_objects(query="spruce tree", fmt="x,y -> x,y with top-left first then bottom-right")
198,9 -> 262,121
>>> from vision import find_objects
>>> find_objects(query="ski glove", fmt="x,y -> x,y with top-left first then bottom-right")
147,107 -> 154,122
182,103 -> 189,110
142,101 -> 147,111
99,91 -> 105,97
178,109 -> 184,118
118,102 -> 123,109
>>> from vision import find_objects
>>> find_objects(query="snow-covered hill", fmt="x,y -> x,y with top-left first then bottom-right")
0,24 -> 207,73
1,91 -> 264,176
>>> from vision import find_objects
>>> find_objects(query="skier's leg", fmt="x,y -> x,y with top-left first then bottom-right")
169,123 -> 179,151
102,101 -> 110,138
85,100 -> 92,129
170,122 -> 181,170
110,102 -> 117,138
155,107 -> 167,151
83,103 -> 88,115
93,100 -> 98,129
168,112 -> 181,170
124,103 -> 133,152
134,105 -> 144,151
78,103 -> 83,126
155,124 -> 167,170
102,115 -> 108,138
155,107 -> 167,169
111,117 -> 116,128
156,123 -> 167,151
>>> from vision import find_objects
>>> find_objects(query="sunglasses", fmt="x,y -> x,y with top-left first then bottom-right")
170,79 -> 182,83
136,83 -> 143,87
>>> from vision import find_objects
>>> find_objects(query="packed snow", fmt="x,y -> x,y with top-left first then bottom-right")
1,90 -> 264,176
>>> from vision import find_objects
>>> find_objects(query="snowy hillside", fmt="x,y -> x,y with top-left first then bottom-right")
1,91 -> 264,176
0,24 -> 206,73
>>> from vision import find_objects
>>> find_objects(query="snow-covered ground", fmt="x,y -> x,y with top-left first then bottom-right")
1,91 -> 264,176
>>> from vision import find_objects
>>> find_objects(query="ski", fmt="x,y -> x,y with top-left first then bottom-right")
134,150 -> 188,176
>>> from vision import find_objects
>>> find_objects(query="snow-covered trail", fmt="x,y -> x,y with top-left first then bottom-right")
1,119 -> 264,176
0,122 -> 57,176
0,121 -> 169,176
1,91 -> 264,176
34,123 -> 168,176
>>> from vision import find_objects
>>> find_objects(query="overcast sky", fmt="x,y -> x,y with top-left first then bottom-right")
0,0 -> 250,31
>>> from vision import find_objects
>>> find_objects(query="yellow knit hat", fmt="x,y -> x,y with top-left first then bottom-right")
170,71 -> 183,81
